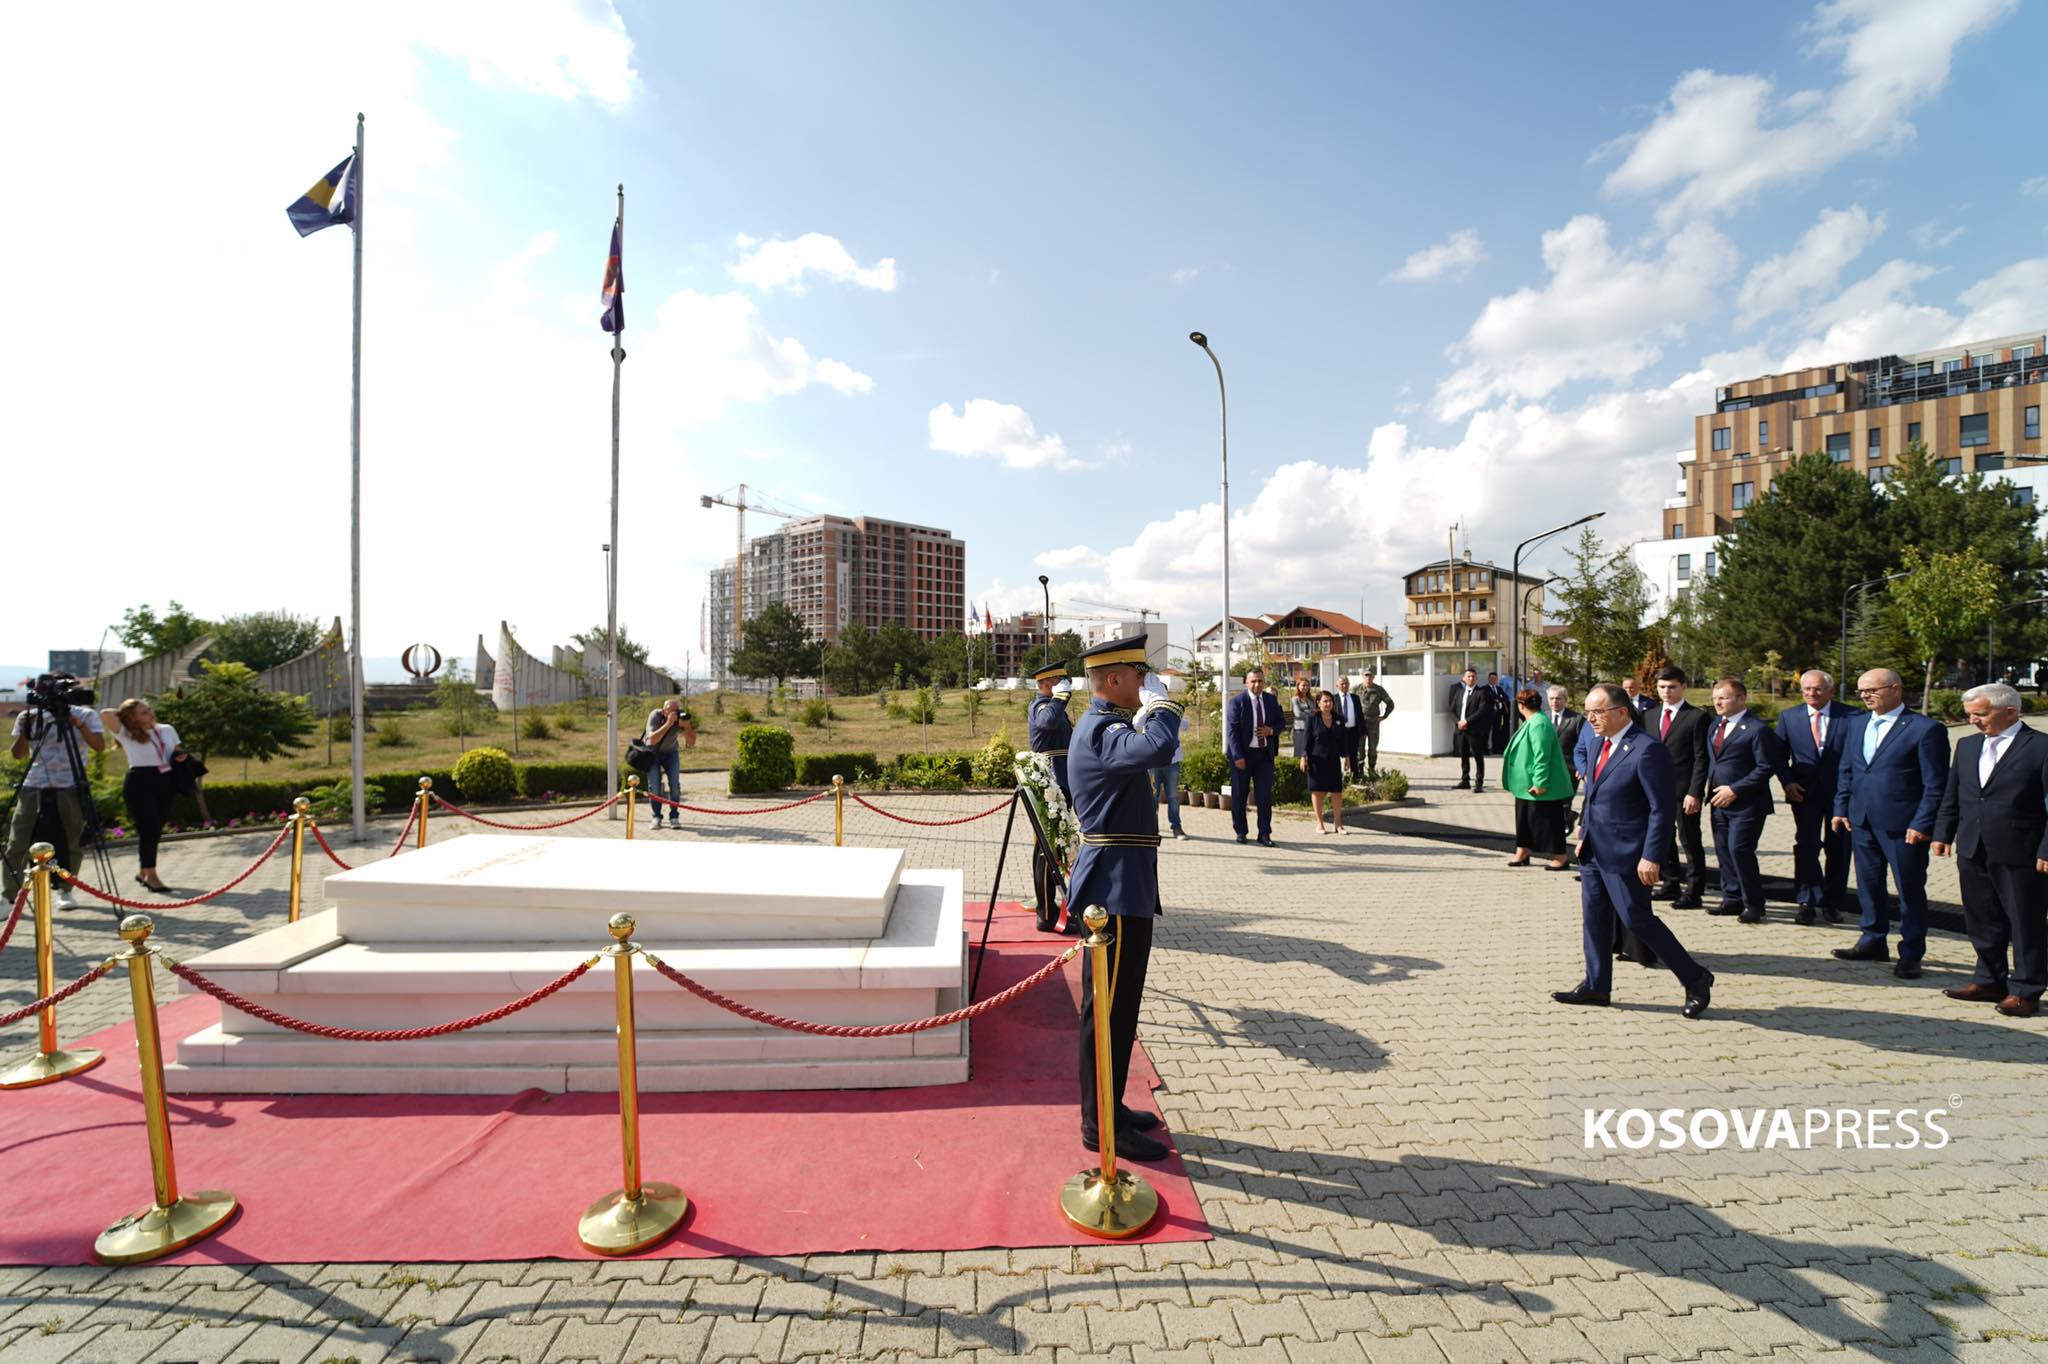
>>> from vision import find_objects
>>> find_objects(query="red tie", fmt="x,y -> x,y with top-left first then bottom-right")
1593,738 -> 1614,782
1713,718 -> 1729,753
1810,710 -> 1823,749
1660,708 -> 1672,740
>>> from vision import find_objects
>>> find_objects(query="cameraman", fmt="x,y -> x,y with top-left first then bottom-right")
642,697 -> 695,830
6,682 -> 105,911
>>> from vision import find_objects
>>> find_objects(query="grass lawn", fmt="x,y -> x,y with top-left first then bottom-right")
206,688 -> 1233,785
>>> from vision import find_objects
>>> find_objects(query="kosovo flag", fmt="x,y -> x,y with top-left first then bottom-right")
600,220 -> 624,333
287,155 -> 357,237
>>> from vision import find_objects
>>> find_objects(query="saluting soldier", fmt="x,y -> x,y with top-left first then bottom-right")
1066,634 -> 1183,1163
1027,660 -> 1075,932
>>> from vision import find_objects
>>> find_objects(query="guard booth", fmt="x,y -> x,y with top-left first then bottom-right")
1315,647 -> 1502,757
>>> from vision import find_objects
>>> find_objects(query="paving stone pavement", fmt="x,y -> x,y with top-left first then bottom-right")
3,756 -> 2045,1363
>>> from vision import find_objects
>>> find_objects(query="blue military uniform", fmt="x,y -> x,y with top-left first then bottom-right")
1064,635 -> 1182,1153
1026,663 -> 1077,931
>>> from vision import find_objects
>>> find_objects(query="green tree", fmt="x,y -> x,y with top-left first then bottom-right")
821,622 -> 880,694
730,602 -> 823,686
434,661 -> 492,747
1696,453 -> 1889,672
117,601 -> 212,658
154,660 -> 316,778
871,622 -> 932,684
210,611 -> 324,673
571,623 -> 650,665
1892,546 -> 2000,706
925,631 -> 974,687
1018,630 -> 1085,677
1528,528 -> 1649,689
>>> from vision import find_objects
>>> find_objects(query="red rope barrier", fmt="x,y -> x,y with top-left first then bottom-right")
387,803 -> 417,858
309,821 -> 354,870
0,887 -> 27,956
644,789 -> 832,816
847,792 -> 1014,827
430,791 -> 624,830
60,828 -> 292,912
0,960 -> 115,1030
168,956 -> 599,1041
645,944 -> 1078,1036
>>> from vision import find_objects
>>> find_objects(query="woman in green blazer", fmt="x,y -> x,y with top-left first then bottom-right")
1503,687 -> 1573,870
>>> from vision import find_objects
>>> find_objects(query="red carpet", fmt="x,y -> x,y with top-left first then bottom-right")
0,935 -> 1208,1264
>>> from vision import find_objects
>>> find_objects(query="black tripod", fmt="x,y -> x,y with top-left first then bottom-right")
7,704 -> 116,909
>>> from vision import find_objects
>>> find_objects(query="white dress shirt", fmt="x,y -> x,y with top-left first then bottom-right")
109,721 -> 180,771
1980,718 -> 2022,785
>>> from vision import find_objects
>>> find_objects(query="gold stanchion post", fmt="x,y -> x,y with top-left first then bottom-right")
287,797 -> 309,924
95,915 -> 237,1263
416,776 -> 432,849
0,844 -> 105,1089
1058,906 -> 1160,1239
833,774 -> 845,847
625,775 -> 639,840
578,912 -> 686,1254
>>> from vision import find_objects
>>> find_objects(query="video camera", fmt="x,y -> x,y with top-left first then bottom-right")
25,673 -> 94,716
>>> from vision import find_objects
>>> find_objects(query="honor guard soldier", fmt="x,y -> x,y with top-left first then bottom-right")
1027,660 -> 1076,932
1067,633 -> 1183,1162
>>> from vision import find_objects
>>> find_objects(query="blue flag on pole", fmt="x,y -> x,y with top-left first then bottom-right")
286,155 -> 357,237
600,219 -> 624,333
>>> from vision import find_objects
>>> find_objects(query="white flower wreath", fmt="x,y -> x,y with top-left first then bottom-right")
1013,750 -> 1079,860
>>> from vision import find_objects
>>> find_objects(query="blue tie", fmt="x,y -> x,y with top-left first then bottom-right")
1863,714 -> 1890,763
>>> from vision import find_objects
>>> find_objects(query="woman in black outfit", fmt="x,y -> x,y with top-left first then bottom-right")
100,698 -> 187,893
1299,689 -> 1350,834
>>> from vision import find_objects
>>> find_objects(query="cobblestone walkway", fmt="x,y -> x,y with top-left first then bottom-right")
3,759 -> 2044,1363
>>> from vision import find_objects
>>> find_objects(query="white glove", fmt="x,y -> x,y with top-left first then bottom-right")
1134,697 -> 1183,735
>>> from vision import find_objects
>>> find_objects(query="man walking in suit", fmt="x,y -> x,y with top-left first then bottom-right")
1932,683 -> 2048,1018
1832,668 -> 1950,978
1552,683 -> 1714,1017
1450,667 -> 1495,791
1776,669 -> 1858,924
1226,666 -> 1284,847
1704,677 -> 1784,923
1546,685 -> 1584,777
1647,665 -> 1711,908
1621,676 -> 1654,721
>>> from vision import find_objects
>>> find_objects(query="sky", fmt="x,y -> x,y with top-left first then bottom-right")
4,0 -> 2046,681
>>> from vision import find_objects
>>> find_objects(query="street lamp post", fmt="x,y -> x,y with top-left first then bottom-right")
1038,574 -> 1052,671
1510,513 -> 1603,728
1190,332 -> 1231,701
1840,572 -> 1911,692
1519,575 -> 1566,692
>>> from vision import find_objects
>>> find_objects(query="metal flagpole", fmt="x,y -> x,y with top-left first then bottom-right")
605,185 -> 624,814
348,113 -> 367,842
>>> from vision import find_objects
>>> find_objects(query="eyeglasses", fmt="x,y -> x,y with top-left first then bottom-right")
1584,705 -> 1620,716
1856,685 -> 1898,696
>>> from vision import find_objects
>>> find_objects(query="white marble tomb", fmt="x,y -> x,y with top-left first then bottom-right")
164,836 -> 971,1095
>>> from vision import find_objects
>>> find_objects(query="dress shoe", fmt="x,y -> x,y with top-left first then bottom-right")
1833,942 -> 1890,962
1650,884 -> 1677,901
1545,860 -> 1572,872
1673,894 -> 1703,910
1454,780 -> 1471,790
1794,907 -> 1817,925
1035,921 -> 1061,934
1944,982 -> 2007,1003
1472,785 -> 1488,793
1236,834 -> 1248,844
1738,908 -> 1766,925
1892,961 -> 1922,980
1821,907 -> 1842,924
1682,971 -> 1714,1019
1118,1104 -> 1161,1131
1081,1124 -> 1170,1162
1551,986 -> 1610,1006
1257,836 -> 1274,847
1506,856 -> 1532,867
1996,995 -> 2039,1018
1706,904 -> 1739,917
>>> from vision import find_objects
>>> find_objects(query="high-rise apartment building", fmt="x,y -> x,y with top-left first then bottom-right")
1403,555 -> 1547,648
1635,330 -> 2047,614
705,514 -> 966,679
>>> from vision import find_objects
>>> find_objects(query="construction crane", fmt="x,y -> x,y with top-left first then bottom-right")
1066,597 -> 1159,627
698,483 -> 798,660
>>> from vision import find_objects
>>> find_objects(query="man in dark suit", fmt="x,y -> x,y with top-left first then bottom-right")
1225,666 -> 1285,847
1832,668 -> 1950,979
1545,685 -> 1584,775
1449,667 -> 1495,791
1646,665 -> 1711,908
1776,668 -> 1859,924
1703,677 -> 1784,923
1620,676 -> 1654,721
1932,683 -> 2048,1018
1334,675 -> 1364,782
1552,683 -> 1713,1017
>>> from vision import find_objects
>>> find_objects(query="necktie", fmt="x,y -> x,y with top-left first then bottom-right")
1661,708 -> 1673,740
1863,715 -> 1888,763
1713,718 -> 1729,754
1981,732 -> 2007,786
1593,737 -> 1614,782
1810,709 -> 1823,750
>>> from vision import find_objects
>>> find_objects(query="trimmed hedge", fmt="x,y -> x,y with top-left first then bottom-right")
793,752 -> 880,785
517,761 -> 611,797
369,768 -> 459,810
889,752 -> 976,788
167,779 -> 321,826
731,725 -> 796,794
1272,759 -> 1307,805
1180,745 -> 1228,792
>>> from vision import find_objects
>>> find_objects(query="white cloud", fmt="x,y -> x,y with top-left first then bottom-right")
1603,0 -> 2016,223
1034,545 -> 1108,573
410,0 -> 638,108
730,233 -> 898,293
636,290 -> 875,426
1776,256 -> 2048,371
1733,205 -> 1883,327
1433,216 -> 1737,419
1909,221 -> 1967,251
2024,176 -> 2048,199
1954,258 -> 2048,340
1387,228 -> 1488,283
488,229 -> 560,312
928,399 -> 1079,471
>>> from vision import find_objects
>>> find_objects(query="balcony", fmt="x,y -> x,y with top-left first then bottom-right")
1404,608 -> 1493,630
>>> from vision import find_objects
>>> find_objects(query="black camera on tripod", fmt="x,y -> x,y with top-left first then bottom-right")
24,673 -> 95,717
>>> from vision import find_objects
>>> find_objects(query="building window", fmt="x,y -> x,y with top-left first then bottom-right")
1940,456 -> 1964,476
1978,454 -> 2006,471
1669,521 -> 1682,539
1826,432 -> 1851,462
1676,554 -> 1692,581
2015,487 -> 2037,507
1960,413 -> 1989,448
1944,358 -> 1964,374
2016,345 -> 2037,362
1867,428 -> 1881,459
1712,427 -> 1732,452
1759,419 -> 1768,445
1732,481 -> 1755,510
2027,406 -> 2040,440
1704,551 -> 1717,576
1907,421 -> 1922,446
1869,466 -> 1891,484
